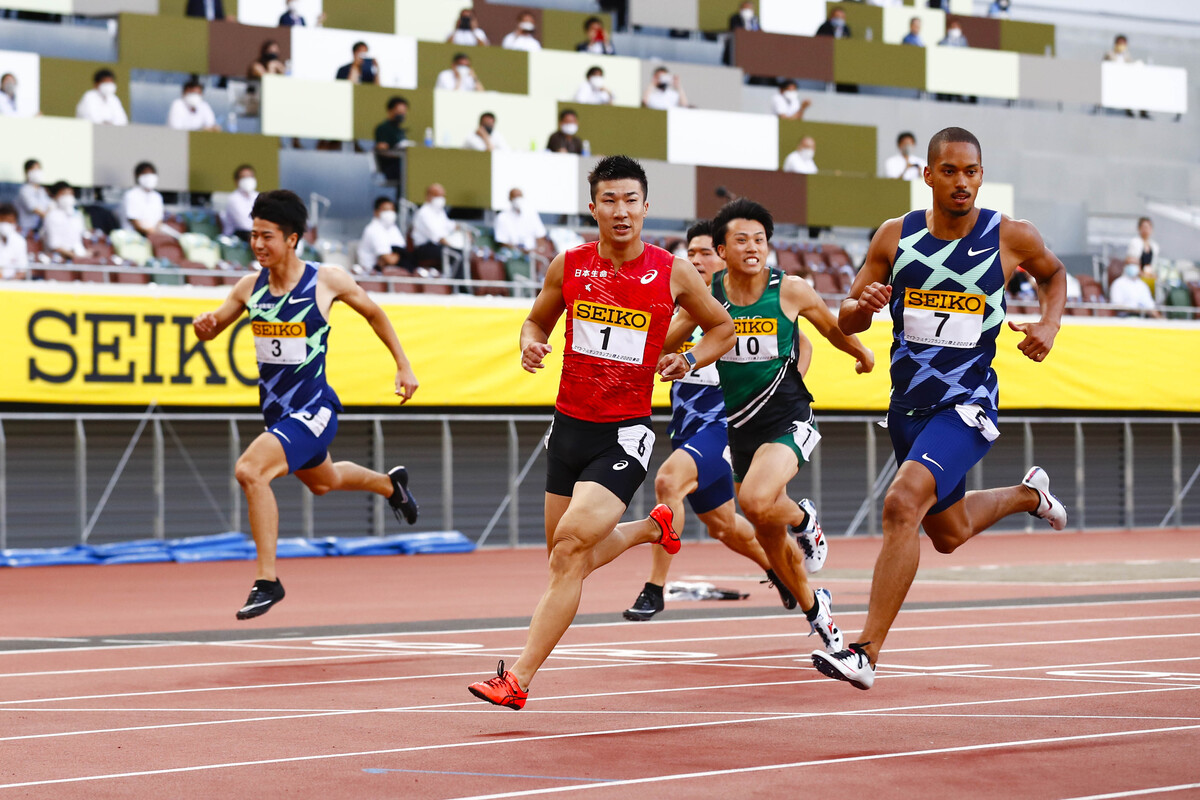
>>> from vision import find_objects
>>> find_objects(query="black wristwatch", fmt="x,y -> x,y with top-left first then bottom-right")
682,350 -> 697,370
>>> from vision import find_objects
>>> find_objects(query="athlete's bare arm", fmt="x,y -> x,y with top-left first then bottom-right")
1001,217 -> 1067,363
795,329 -> 814,376
321,266 -> 419,402
840,219 -> 902,336
659,257 -> 734,381
192,273 -> 256,341
659,307 -> 698,357
783,275 -> 873,374
520,254 -> 568,374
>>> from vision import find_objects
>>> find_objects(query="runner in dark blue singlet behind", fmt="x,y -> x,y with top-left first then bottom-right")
813,128 -> 1070,690
193,190 -> 421,620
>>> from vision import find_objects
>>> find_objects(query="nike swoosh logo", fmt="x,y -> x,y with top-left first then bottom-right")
921,452 -> 944,471
286,297 -> 308,305
239,599 -> 273,611
682,444 -> 703,457
967,246 -> 995,257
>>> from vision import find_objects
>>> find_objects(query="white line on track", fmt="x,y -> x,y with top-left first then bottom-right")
1059,783 -> 1200,800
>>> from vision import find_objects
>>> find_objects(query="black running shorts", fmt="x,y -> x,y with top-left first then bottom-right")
544,410 -> 655,506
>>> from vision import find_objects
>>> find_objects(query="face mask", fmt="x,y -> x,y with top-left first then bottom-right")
356,51 -> 370,62
1115,43 -> 1127,53
799,148 -> 815,160
901,144 -> 914,156
98,81 -> 117,98
519,21 -> 535,32
27,169 -> 43,185
1124,265 -> 1140,279
783,89 -> 799,102
458,16 -> 472,30
264,51 -> 280,62
138,172 -> 159,191
456,64 -> 471,77
589,75 -> 605,90
238,176 -> 257,194
561,122 -> 578,136
833,18 -> 844,27
740,8 -> 754,20
0,222 -> 16,239
949,29 -> 962,38
58,195 -> 76,211
430,196 -> 446,210
1,81 -> 14,97
184,92 -> 202,109
379,209 -> 398,226
482,123 -> 494,134
511,197 -> 524,212
392,112 -> 406,124
657,77 -> 670,90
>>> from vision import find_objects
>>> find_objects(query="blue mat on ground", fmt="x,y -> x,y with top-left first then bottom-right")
0,531 -> 474,567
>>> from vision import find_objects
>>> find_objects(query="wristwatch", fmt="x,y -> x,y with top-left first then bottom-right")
681,350 -> 697,370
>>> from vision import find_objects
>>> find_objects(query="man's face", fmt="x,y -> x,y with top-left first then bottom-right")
718,218 -> 767,275
455,58 -> 470,71
561,113 -> 577,130
250,218 -> 297,269
911,19 -> 920,33
376,201 -> 395,218
480,115 -> 495,130
925,141 -> 983,218
686,235 -> 723,286
354,46 -> 367,62
799,137 -> 815,153
428,184 -> 446,202
899,136 -> 915,153
589,178 -> 646,246
1139,220 -> 1153,239
391,103 -> 407,120
833,10 -> 845,22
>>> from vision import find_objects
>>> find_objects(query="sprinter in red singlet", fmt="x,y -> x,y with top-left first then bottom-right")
468,156 -> 735,709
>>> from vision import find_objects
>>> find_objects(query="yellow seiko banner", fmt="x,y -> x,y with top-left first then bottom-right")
2,286 -> 1198,411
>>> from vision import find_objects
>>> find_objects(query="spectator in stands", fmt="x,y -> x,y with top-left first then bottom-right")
502,11 -> 542,52
43,182 -> 87,260
643,66 -> 688,109
336,41 -> 379,85
574,66 -> 613,105
1125,217 -> 1160,279
16,160 -> 50,233
122,162 -> 166,238
495,187 -> 548,282
0,73 -> 18,116
782,136 -> 818,174
278,2 -> 309,27
436,53 -> 484,92
987,0 -> 1012,18
223,164 -> 258,242
1105,34 -> 1135,63
577,16 -> 615,55
816,7 -> 851,39
1109,262 -> 1161,318
939,21 -> 968,47
546,109 -> 583,154
448,8 -> 488,46
772,80 -> 811,120
185,0 -> 225,20
884,131 -> 926,180
374,96 -> 409,183
464,112 -> 508,152
411,184 -> 456,270
167,78 -> 220,132
0,204 -> 28,279
357,197 -> 406,272
729,2 -> 760,31
902,17 -> 924,46
250,40 -> 286,79
76,69 -> 128,126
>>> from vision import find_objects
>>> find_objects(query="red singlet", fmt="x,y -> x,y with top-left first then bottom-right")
557,241 -> 675,423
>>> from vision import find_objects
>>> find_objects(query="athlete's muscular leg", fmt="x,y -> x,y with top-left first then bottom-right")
295,457 -> 392,497
921,485 -> 1040,554
736,445 -> 815,612
233,434 -> 291,582
696,501 -> 770,571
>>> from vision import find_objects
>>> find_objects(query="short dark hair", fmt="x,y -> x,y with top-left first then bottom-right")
23,159 -> 39,173
352,40 -> 368,52
251,189 -> 307,240
93,68 -> 115,84
584,15 -> 602,29
780,79 -> 797,91
233,163 -> 255,180
183,78 -> 202,93
559,108 -> 577,122
1137,216 -> 1152,227
453,52 -> 469,63
712,198 -> 774,246
587,155 -> 648,202
927,126 -> 981,165
0,202 -> 17,219
386,95 -> 408,111
1115,34 -> 1127,43
586,66 -> 603,78
653,65 -> 668,75
685,219 -> 713,244
479,111 -> 495,123
134,161 -> 156,177
49,181 -> 72,197
374,195 -> 396,211
897,131 -> 916,146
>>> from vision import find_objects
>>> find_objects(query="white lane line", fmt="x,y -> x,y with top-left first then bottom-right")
868,712 -> 1200,722
1059,783 -> 1200,800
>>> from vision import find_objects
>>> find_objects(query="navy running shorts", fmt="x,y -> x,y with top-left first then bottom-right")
887,404 -> 996,515
544,411 -> 654,507
671,424 -> 736,515
267,404 -> 338,474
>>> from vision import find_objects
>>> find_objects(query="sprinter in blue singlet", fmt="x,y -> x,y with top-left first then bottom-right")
813,127 -> 1070,690
193,190 -> 420,620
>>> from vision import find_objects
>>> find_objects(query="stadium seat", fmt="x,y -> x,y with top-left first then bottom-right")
1106,257 -> 1125,289
179,233 -> 220,268
148,233 -> 186,266
812,272 -> 840,296
218,236 -> 255,268
775,247 -> 803,275
380,266 -> 417,294
109,229 -> 152,267
181,210 -> 221,239
1082,283 -> 1114,317
471,256 -> 509,297
113,268 -> 150,284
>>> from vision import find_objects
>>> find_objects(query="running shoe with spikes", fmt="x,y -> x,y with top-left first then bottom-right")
790,498 -> 827,573
623,583 -> 665,621
812,642 -> 876,690
387,466 -> 419,525
761,569 -> 798,610
235,579 -> 285,620
649,503 -> 680,555
468,660 -> 528,710
806,587 -> 843,653
1021,466 -> 1067,531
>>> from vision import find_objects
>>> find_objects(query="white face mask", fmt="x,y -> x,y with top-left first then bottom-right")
58,195 -> 76,211
27,169 -> 43,185
511,197 -> 524,212
1123,264 -> 1140,279
740,8 -> 754,20
98,81 -> 117,98
561,122 -> 578,136
356,50 -> 370,61
1,81 -> 14,97
287,1 -> 298,12
783,89 -> 799,102
238,176 -> 257,194
430,196 -> 446,210
798,148 -> 815,160
901,144 -> 914,156
455,64 -> 471,77
0,222 -> 16,239
519,21 -> 535,32
184,92 -> 203,109
379,209 -> 398,226
948,28 -> 962,38
589,75 -> 605,90
138,172 -> 159,190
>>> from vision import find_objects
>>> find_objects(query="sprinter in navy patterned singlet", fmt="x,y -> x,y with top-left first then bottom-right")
813,128 -> 1070,690
193,190 -> 420,620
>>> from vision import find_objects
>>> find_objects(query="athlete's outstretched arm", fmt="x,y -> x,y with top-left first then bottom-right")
323,266 -> 419,403
192,273 -> 255,341
784,275 -> 874,374
660,257 -> 733,381
520,254 -> 567,374
840,219 -> 901,335
1003,218 -> 1067,363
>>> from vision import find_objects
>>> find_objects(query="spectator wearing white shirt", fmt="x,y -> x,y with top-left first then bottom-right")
121,162 -> 166,238
1109,263 -> 1162,318
464,112 -> 508,152
939,22 -> 968,47
494,188 -> 547,282
643,66 -> 687,110
223,164 -> 258,241
502,11 -> 542,52
448,8 -> 489,46
577,16 -> 615,55
0,73 -> 18,116
782,136 -> 818,174
357,197 -> 407,271
772,80 -> 811,120
411,183 -> 456,269
435,53 -> 484,92
43,182 -> 88,260
574,66 -> 613,105
0,204 -> 28,279
1125,217 -> 1160,280
16,159 -> 51,233
884,131 -> 927,180
167,78 -> 220,132
76,69 -> 128,126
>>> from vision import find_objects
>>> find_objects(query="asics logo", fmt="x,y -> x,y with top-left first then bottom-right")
613,460 -> 629,471
921,453 -> 944,471
967,246 -> 995,257
640,270 -> 658,284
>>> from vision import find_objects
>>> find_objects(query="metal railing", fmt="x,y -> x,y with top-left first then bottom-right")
0,410 -> 1196,551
